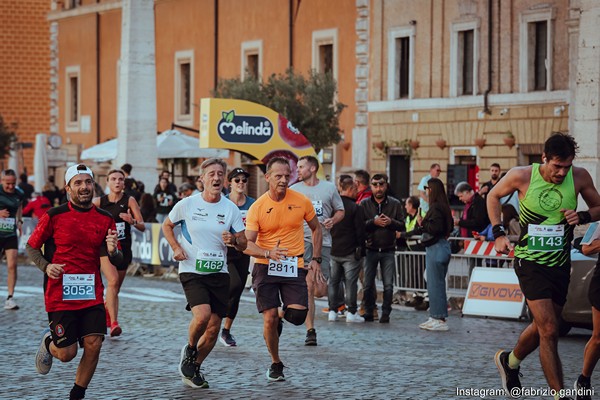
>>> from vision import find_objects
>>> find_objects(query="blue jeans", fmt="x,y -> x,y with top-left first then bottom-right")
304,241 -> 342,303
425,239 -> 451,319
330,254 -> 362,313
364,250 -> 396,316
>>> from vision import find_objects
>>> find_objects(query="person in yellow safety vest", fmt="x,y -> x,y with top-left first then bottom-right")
398,196 -> 428,309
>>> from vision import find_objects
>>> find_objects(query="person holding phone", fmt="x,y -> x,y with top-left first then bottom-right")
358,174 -> 404,323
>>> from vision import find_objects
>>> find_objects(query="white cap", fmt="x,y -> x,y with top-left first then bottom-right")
65,164 -> 94,185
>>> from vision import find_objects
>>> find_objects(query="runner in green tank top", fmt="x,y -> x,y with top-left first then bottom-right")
513,162 -> 577,267
486,133 -> 600,399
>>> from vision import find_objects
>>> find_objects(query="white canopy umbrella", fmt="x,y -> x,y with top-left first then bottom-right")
80,139 -> 118,162
80,130 -> 228,162
33,133 -> 48,192
156,129 -> 228,158
8,149 -> 19,174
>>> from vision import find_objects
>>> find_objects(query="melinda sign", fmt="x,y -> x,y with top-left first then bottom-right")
463,267 -> 526,320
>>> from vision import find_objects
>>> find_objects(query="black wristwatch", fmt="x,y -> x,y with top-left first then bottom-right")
312,257 -> 322,264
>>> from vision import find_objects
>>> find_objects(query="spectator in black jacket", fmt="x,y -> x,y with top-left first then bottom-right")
330,175 -> 366,323
454,181 -> 490,237
18,173 -> 34,206
358,173 -> 404,323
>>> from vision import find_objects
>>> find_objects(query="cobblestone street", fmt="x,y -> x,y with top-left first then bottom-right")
0,264 -> 593,400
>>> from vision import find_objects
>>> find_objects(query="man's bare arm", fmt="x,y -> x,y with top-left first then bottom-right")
162,217 -> 187,261
487,167 -> 528,226
487,167 -> 528,254
243,230 -> 287,260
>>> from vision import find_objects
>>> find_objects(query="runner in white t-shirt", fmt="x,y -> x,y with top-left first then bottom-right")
162,158 -> 246,390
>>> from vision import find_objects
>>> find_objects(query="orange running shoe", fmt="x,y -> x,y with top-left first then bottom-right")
110,321 -> 122,337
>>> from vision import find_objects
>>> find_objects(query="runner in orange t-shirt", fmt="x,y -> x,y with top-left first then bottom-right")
245,157 -> 323,382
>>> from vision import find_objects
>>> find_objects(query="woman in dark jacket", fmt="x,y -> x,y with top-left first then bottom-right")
415,177 -> 453,331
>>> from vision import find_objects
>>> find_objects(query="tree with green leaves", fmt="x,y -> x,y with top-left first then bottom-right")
0,115 -> 17,160
213,69 -> 346,153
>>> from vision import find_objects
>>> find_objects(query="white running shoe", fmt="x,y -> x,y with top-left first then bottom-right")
4,297 -> 18,310
418,317 -> 435,329
328,310 -> 338,322
346,312 -> 365,323
35,329 -> 53,375
422,318 -> 449,331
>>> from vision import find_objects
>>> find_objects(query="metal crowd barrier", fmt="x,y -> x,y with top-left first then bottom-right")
394,238 -> 515,297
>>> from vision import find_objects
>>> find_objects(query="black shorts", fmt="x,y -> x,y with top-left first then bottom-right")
251,263 -> 308,313
588,264 -> 600,310
47,304 -> 106,348
514,258 -> 571,306
0,236 -> 18,252
179,272 -> 229,318
114,244 -> 133,271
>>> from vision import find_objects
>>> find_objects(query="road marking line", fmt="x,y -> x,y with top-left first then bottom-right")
127,287 -> 183,299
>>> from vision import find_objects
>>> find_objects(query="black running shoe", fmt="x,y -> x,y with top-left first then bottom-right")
363,314 -> 374,322
181,363 -> 209,388
575,374 -> 592,400
494,350 -> 522,398
219,329 -> 236,347
179,344 -> 197,379
305,328 -> 317,346
266,361 -> 285,382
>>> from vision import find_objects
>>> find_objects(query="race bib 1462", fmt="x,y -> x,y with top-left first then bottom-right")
195,250 -> 225,273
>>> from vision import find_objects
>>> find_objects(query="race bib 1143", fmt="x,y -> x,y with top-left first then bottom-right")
527,224 -> 564,252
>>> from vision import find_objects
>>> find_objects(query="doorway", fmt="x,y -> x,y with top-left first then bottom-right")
388,154 -> 410,200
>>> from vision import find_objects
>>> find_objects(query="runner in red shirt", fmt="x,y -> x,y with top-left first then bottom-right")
25,164 -> 123,400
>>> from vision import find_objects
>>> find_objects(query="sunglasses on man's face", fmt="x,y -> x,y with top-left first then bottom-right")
371,181 -> 386,187
233,178 -> 248,183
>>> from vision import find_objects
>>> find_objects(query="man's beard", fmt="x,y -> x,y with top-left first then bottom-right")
71,191 -> 92,207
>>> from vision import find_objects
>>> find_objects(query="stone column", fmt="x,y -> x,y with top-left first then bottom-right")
116,0 -> 158,190
352,0 -> 370,169
571,1 -> 600,189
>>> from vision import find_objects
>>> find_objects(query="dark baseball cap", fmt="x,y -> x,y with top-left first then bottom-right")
228,168 -> 250,181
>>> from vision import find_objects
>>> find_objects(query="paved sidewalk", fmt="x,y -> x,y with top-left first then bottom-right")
0,264 -> 593,399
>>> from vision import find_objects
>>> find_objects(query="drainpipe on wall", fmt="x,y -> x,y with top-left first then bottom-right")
214,0 -> 219,90
96,10 -> 101,143
483,0 -> 492,114
289,0 -> 293,68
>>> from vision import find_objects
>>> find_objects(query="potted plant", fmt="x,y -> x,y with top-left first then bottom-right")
435,138 -> 447,149
474,137 -> 486,149
373,141 -> 385,151
503,131 -> 516,149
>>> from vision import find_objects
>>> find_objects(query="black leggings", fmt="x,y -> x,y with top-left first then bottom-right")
225,254 -> 250,320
